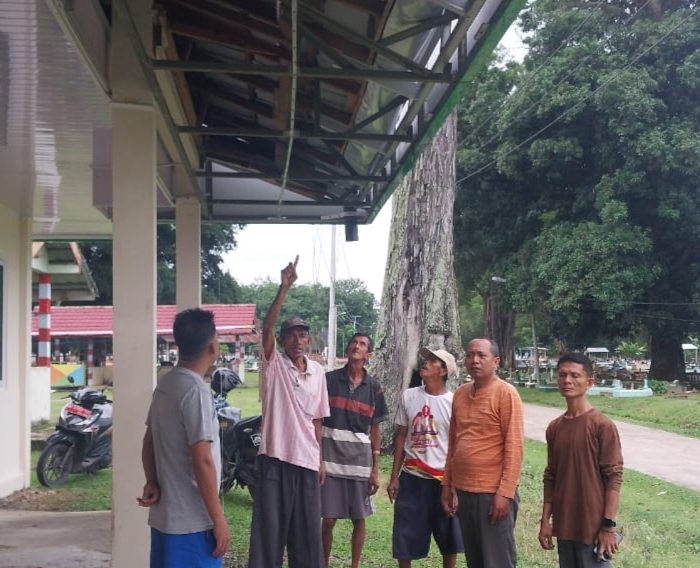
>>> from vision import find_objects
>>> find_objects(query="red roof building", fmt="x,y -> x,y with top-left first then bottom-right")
31,304 -> 258,342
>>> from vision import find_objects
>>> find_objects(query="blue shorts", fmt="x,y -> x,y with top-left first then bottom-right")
150,528 -> 223,568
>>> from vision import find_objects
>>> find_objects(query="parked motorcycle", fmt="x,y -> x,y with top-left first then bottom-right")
37,387 -> 113,487
211,368 -> 261,498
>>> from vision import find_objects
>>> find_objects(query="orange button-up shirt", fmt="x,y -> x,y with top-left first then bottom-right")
442,379 -> 524,499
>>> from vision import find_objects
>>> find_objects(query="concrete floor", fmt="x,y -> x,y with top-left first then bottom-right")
0,510 -> 110,568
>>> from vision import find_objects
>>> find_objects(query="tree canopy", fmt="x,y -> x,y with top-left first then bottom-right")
454,0 -> 700,379
238,277 -> 378,356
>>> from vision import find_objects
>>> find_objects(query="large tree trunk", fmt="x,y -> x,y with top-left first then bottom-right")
371,111 -> 461,448
648,325 -> 686,382
483,292 -> 516,369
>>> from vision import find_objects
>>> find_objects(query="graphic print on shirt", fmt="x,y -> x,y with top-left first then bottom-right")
409,404 -> 439,452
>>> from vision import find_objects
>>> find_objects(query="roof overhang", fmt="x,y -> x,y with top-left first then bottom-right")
3,0 -> 523,241
115,0 -> 524,225
31,242 -> 99,303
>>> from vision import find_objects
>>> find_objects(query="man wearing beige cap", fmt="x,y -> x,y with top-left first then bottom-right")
388,347 -> 464,568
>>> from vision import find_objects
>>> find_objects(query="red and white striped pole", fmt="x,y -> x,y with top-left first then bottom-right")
87,338 -> 94,386
37,273 -> 51,367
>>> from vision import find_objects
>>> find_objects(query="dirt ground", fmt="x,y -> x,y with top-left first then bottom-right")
0,487 -> 66,511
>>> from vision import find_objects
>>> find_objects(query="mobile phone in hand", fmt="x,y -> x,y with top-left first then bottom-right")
593,533 -> 623,561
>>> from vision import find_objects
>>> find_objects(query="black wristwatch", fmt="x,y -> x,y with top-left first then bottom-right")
601,518 -> 617,529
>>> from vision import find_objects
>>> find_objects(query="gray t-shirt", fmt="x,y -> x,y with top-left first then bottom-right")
146,366 -> 221,534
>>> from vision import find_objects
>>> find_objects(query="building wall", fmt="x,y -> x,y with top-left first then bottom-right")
30,367 -> 51,423
0,202 -> 31,497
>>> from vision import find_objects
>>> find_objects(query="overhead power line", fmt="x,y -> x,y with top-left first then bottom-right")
463,0 -> 606,145
461,0 -> 655,155
457,5 -> 700,184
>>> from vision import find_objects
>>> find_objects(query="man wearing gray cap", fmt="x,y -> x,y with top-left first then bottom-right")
388,347 -> 464,568
248,256 -> 330,568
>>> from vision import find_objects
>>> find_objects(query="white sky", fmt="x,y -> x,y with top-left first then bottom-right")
224,201 -> 393,301
222,24 -> 526,303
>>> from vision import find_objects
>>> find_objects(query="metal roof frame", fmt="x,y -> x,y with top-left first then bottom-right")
112,0 -> 523,225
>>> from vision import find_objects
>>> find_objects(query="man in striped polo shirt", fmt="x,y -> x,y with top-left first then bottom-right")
321,333 -> 389,568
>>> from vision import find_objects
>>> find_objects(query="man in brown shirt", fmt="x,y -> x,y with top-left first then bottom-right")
441,338 -> 524,568
538,353 -> 624,567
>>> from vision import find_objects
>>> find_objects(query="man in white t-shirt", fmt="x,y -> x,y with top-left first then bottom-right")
387,348 -> 465,568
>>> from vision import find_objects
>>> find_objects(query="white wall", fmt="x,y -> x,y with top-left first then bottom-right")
0,203 -> 31,498
30,367 -> 51,423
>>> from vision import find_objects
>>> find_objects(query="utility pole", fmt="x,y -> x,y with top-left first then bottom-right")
327,225 -> 337,371
531,312 -> 540,387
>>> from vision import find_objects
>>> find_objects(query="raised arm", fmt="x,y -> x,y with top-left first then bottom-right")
262,256 -> 299,360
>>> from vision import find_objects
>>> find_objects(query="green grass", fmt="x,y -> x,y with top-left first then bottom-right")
18,374 -> 700,566
220,441 -> 700,568
517,388 -> 700,439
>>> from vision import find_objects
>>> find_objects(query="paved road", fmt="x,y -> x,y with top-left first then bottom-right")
523,403 -> 700,493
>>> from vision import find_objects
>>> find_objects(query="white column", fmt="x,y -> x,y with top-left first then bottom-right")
111,2 -> 156,566
111,103 -> 157,567
18,218 -> 32,487
176,196 -> 201,311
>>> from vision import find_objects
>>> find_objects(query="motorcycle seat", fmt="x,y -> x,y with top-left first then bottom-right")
217,406 -> 241,423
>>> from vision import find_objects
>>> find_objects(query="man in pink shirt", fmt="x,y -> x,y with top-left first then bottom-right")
248,256 -> 330,568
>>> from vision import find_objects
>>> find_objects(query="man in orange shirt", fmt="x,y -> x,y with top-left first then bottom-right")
441,338 -> 524,568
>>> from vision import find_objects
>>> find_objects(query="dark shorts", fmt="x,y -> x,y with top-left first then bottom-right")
558,540 -> 611,568
392,472 -> 465,560
321,475 -> 375,520
150,528 -> 223,568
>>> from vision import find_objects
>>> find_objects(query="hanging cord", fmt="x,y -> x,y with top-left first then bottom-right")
275,0 -> 299,218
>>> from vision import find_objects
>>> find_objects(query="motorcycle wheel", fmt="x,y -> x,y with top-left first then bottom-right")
37,442 -> 73,488
99,445 -> 112,469
219,467 -> 236,495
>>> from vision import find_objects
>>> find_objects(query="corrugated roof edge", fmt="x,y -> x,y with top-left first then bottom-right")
367,0 -> 527,223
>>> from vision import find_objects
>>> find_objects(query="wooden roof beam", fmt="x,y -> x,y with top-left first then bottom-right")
168,19 -> 289,59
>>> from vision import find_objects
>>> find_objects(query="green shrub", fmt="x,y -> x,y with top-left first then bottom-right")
648,379 -> 668,395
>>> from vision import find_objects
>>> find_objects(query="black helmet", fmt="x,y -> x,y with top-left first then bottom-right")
72,388 -> 107,408
211,367 -> 242,397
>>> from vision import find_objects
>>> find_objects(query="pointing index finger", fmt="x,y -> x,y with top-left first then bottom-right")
293,255 -> 299,267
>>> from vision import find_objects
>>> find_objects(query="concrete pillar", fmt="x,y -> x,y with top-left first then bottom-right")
175,196 -> 201,311
18,218 -> 32,487
111,2 -> 156,566
111,103 -> 157,566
